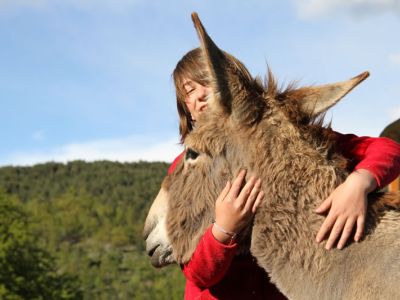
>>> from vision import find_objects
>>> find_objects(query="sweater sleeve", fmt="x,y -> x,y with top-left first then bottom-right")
168,155 -> 238,288
335,132 -> 400,188
168,152 -> 185,175
181,225 -> 238,288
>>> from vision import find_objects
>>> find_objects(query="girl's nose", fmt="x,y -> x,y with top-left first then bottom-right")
197,87 -> 208,101
196,91 -> 209,111
196,90 -> 204,101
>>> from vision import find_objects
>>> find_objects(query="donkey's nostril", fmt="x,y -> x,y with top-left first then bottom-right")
148,244 -> 159,257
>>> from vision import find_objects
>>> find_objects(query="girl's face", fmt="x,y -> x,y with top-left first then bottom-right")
183,79 -> 211,122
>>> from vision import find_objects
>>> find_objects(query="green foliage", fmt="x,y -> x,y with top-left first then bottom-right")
0,161 -> 185,300
0,193 -> 82,299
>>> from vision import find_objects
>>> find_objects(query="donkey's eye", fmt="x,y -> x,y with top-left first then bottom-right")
185,148 -> 199,160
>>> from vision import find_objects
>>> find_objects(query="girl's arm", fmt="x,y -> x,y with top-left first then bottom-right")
334,133 -> 400,188
181,226 -> 238,288
169,154 -> 235,287
171,165 -> 263,288
316,132 -> 400,250
169,153 -> 234,287
183,170 -> 264,288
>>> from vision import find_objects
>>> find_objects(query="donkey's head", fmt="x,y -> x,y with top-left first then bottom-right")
143,13 -> 369,267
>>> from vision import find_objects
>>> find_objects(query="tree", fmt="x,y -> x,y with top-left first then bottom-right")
0,192 -> 82,299
0,161 -> 185,299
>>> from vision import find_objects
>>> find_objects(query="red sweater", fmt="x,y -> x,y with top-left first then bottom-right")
167,133 -> 400,300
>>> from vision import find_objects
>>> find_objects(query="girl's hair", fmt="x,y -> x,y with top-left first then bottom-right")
173,48 -> 209,143
173,47 -> 256,143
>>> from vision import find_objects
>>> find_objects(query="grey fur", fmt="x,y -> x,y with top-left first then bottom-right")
144,13 -> 400,300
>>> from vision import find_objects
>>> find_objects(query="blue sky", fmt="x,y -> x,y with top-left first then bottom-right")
0,0 -> 399,166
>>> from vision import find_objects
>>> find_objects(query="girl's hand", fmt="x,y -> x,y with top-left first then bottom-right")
212,169 -> 264,244
315,169 -> 377,250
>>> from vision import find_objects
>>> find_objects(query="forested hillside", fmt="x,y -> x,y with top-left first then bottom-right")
0,161 -> 185,299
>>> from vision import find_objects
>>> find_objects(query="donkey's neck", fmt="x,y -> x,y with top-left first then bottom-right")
243,123 -> 349,295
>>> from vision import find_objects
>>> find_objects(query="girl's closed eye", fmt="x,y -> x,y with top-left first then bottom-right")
184,82 -> 195,95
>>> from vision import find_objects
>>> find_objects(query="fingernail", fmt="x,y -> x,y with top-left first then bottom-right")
237,170 -> 245,177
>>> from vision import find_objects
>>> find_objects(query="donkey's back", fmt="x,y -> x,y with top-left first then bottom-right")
252,191 -> 400,300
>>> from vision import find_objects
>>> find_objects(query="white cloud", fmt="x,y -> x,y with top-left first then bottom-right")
388,53 -> 400,65
294,0 -> 400,19
1,135 -> 183,166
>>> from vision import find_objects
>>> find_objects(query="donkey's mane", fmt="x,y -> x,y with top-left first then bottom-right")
261,69 -> 342,169
144,13 -> 400,299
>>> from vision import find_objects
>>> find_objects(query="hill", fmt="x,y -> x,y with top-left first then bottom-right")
0,160 -> 184,299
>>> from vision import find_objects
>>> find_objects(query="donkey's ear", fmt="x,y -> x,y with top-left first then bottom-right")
299,72 -> 369,117
191,12 -> 232,114
191,12 -> 261,121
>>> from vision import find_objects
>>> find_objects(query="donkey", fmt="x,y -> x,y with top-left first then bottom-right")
144,13 -> 400,299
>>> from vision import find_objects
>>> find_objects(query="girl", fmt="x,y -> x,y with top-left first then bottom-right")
169,48 -> 400,300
